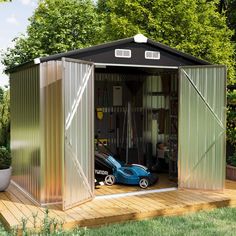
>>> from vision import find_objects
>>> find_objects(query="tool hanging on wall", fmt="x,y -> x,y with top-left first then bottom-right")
96,87 -> 103,136
123,79 -> 143,164
109,111 -> 115,133
96,87 -> 103,120
113,86 -> 123,106
132,110 -> 140,163
126,102 -> 132,164
103,87 -> 109,108
121,108 -> 127,149
96,108 -> 104,120
116,113 -> 120,149
103,82 -> 110,146
121,102 -> 140,164
97,87 -> 102,107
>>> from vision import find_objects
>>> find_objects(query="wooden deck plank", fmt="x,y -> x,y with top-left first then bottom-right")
4,188 -> 45,222
122,195 -> 165,211
7,185 -> 77,224
165,191 -> 211,205
147,192 -> 187,208
0,192 -> 35,228
1,180 -> 236,232
183,190 -> 229,203
66,206 -> 96,220
94,196 -> 139,215
6,186 -> 49,226
47,207 -> 75,223
0,197 -> 20,229
137,194 -> 169,209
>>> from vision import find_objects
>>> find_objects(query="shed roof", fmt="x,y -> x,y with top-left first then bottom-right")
8,34 -> 210,73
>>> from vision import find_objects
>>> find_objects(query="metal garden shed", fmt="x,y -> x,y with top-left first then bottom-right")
8,34 -> 226,210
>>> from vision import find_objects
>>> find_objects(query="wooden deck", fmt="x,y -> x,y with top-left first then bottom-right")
1,180 -> 236,232
95,173 -> 177,196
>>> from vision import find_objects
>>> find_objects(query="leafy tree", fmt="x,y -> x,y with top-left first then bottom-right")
97,0 -> 235,84
219,0 -> 228,13
0,87 -> 4,103
2,0 -> 235,85
227,0 -> 236,40
2,0 -> 101,70
227,90 -> 236,158
0,89 -> 10,149
225,0 -> 236,156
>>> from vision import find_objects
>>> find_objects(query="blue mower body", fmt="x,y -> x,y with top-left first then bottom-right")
95,153 -> 158,188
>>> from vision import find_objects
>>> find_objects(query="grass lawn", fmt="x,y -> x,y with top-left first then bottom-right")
1,207 -> 236,235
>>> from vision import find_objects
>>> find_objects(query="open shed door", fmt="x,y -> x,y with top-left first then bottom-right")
62,58 -> 94,210
178,65 -> 226,190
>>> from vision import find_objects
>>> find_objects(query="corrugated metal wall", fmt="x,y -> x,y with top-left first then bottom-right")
178,66 -> 226,190
40,61 -> 63,204
62,58 -> 94,210
10,65 -> 41,202
10,59 -> 93,206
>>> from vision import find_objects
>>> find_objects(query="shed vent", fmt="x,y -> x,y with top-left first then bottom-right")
115,49 -> 131,58
145,51 -> 160,60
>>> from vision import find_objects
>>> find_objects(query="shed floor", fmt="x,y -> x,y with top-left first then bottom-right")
95,173 -> 177,196
1,180 -> 236,232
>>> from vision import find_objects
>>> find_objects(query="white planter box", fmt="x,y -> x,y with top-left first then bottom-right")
0,167 -> 12,191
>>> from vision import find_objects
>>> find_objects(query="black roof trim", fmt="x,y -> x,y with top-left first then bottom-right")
7,35 -> 210,73
6,37 -> 134,73
40,37 -> 134,63
6,61 -> 35,74
147,39 -> 210,65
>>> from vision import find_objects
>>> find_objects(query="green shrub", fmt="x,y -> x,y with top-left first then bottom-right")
227,90 -> 236,148
227,152 -> 236,167
7,209 -> 87,235
0,89 -> 10,150
0,147 -> 11,170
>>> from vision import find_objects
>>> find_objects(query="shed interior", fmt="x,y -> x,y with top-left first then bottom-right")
94,66 -> 179,194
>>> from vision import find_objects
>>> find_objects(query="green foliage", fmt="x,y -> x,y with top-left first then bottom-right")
0,146 -> 11,170
6,209 -> 87,235
0,89 -> 10,150
227,152 -> 236,166
2,0 -> 102,71
227,90 -> 236,148
97,0 -> 236,84
225,0 -> 236,86
227,0 -> 236,41
2,0 -> 236,85
0,87 -> 4,103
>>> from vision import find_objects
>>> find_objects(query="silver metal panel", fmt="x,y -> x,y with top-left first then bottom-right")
178,65 -> 226,190
62,58 -> 94,210
40,61 -> 63,204
10,66 -> 41,202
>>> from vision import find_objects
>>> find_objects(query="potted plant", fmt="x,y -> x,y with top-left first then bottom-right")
0,147 -> 11,191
